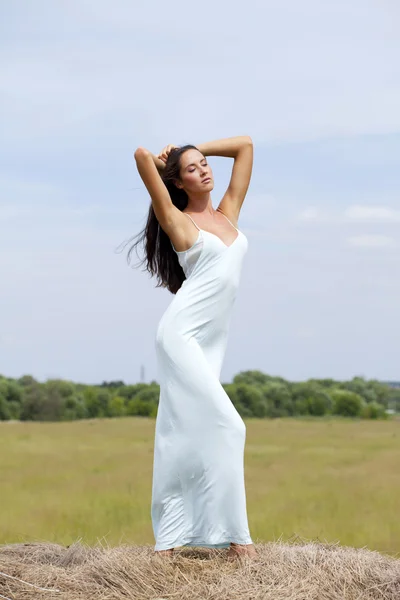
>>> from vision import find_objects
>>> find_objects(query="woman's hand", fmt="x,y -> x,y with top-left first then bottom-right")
157,144 -> 178,163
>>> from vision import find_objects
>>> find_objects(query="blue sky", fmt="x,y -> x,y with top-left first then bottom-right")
1,0 -> 399,384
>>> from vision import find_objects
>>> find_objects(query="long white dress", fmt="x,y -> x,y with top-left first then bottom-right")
152,211 -> 253,551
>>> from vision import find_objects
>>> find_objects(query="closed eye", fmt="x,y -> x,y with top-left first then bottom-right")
188,161 -> 207,173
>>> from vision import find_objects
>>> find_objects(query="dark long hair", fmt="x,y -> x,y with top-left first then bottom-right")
120,145 -> 199,295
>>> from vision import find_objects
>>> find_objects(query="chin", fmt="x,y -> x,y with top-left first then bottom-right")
192,181 -> 214,193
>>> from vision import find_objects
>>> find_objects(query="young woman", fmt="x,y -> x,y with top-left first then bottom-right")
131,136 -> 256,559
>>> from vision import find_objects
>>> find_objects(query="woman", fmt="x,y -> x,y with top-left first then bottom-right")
131,136 -> 256,559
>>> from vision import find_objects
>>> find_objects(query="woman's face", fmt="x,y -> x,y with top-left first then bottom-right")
176,149 -> 214,194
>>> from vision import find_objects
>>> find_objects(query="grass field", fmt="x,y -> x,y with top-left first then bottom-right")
1,417 -> 399,556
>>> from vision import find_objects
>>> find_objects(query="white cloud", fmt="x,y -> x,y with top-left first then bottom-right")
297,205 -> 400,225
344,205 -> 400,223
347,235 -> 397,248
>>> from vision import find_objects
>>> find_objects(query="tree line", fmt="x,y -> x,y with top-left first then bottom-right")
0,371 -> 399,422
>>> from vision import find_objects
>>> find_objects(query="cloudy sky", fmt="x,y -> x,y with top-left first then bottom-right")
1,0 -> 399,385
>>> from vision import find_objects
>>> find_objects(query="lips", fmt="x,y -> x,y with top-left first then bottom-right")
202,178 -> 211,183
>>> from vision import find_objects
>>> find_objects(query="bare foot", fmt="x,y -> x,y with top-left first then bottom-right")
154,548 -> 174,557
227,543 -> 257,560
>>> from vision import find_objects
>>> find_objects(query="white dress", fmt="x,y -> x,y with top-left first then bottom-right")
152,211 -> 253,551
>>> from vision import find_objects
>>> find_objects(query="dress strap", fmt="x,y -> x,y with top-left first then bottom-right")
217,210 -> 239,232
183,213 -> 201,231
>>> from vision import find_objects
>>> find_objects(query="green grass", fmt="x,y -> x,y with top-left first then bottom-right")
1,417 -> 399,555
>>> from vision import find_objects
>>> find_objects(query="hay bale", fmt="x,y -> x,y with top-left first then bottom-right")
0,540 -> 399,599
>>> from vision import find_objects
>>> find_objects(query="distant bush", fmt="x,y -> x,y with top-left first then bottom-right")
262,382 -> 293,418
331,390 -> 364,417
108,396 -> 126,417
291,382 -> 333,416
126,385 -> 159,417
0,371 -> 397,422
360,401 -> 388,420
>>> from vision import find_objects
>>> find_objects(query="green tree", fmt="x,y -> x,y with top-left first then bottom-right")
331,390 -> 364,417
339,377 -> 377,404
360,401 -> 388,420
20,383 -> 45,421
0,394 -> 11,420
386,388 -> 400,413
262,382 -> 294,418
233,370 -> 286,387
36,380 -> 67,421
100,380 -> 125,389
108,395 -> 126,417
234,383 -> 268,417
223,384 -> 253,417
83,387 -> 108,418
126,385 -> 159,417
117,384 -> 148,402
291,382 -> 333,416
308,378 -> 337,388
367,380 -> 393,408
5,381 -> 23,405
18,375 -> 38,387
63,394 -> 88,420
46,379 -> 75,398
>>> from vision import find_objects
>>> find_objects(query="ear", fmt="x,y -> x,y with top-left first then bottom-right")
174,179 -> 184,189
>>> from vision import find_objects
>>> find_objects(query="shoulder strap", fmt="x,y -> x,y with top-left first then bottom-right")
217,210 -> 239,232
183,213 -> 201,231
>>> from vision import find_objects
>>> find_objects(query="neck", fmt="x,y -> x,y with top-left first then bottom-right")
185,192 -> 214,215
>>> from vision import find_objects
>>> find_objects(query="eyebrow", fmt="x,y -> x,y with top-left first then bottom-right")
186,159 -> 207,169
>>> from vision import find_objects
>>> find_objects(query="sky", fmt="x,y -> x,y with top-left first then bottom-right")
1,0 -> 399,385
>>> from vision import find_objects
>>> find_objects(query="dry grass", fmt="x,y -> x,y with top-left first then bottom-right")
0,539 -> 399,600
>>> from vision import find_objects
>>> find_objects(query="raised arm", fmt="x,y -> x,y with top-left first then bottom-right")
196,136 -> 253,221
134,147 -> 176,231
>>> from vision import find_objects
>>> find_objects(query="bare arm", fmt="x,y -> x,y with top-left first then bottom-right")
196,135 -> 252,159
149,152 -> 166,173
134,147 -> 174,227
197,136 -> 253,223
134,147 -> 188,245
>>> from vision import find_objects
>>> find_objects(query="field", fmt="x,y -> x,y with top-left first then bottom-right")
1,417 -> 399,556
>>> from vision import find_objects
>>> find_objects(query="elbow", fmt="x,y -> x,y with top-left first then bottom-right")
243,135 -> 253,147
236,136 -> 253,156
134,147 -> 151,161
